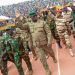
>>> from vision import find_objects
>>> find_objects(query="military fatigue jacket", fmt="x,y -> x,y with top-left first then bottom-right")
55,18 -> 67,32
15,16 -> 32,41
28,20 -> 52,47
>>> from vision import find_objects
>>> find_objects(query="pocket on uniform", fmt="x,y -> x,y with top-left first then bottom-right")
38,27 -> 43,32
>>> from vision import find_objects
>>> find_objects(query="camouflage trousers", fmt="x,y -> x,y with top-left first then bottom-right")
35,44 -> 56,75
0,53 -> 24,75
19,40 -> 33,72
0,52 -> 32,75
21,52 -> 32,71
66,22 -> 72,36
58,30 -> 72,49
50,29 -> 62,48
14,52 -> 32,75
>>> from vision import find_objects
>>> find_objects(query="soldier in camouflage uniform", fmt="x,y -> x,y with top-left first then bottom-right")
28,10 -> 57,75
63,9 -> 73,36
15,10 -> 37,60
14,10 -> 33,75
0,30 -> 24,75
0,35 -> 8,75
55,10 -> 74,57
46,12 -> 62,48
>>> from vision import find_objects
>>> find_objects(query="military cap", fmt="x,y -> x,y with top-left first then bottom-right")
29,11 -> 36,17
29,8 -> 37,17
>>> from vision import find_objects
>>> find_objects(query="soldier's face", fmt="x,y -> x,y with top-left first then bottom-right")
31,15 -> 38,22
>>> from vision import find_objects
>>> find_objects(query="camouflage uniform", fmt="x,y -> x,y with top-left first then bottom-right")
0,36 -> 8,75
0,33 -> 24,75
14,16 -> 33,74
28,19 -> 57,75
55,17 -> 74,56
63,11 -> 73,36
15,16 -> 37,57
46,13 -> 62,48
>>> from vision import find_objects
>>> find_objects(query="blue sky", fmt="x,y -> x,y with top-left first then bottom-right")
0,0 -> 32,6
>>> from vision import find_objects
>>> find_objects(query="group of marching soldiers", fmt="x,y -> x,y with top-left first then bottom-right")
0,2 -> 75,75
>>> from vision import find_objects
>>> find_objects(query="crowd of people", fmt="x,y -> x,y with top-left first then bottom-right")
0,1 -> 75,75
